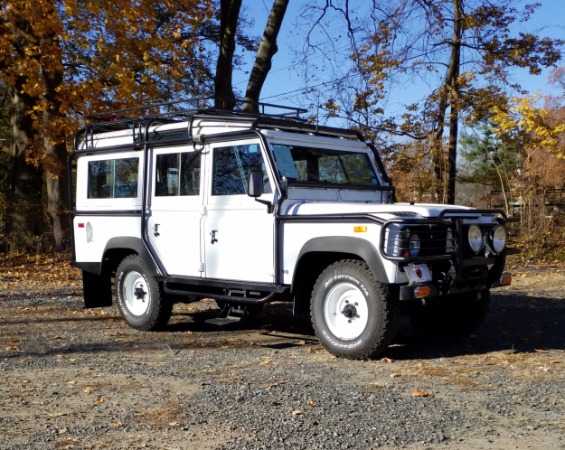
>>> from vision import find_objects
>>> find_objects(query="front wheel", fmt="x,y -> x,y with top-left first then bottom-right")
115,255 -> 172,330
310,260 -> 400,360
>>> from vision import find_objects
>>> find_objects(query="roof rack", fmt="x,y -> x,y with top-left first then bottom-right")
86,97 -> 307,129
74,97 -> 367,152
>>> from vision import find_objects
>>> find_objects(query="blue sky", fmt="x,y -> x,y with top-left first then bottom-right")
233,0 -> 565,113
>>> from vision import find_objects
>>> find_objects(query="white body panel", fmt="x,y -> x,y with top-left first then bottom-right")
74,216 -> 142,263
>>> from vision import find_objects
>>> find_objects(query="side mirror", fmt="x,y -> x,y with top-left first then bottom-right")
247,170 -> 264,198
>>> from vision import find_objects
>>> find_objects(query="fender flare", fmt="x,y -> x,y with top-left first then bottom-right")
104,236 -> 162,277
293,236 -> 390,285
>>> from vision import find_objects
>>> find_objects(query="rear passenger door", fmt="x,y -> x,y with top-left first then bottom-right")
147,147 -> 204,277
203,140 -> 276,283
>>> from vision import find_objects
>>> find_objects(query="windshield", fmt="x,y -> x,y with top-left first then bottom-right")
270,144 -> 380,187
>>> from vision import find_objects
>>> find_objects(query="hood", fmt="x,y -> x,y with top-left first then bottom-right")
284,201 -> 473,219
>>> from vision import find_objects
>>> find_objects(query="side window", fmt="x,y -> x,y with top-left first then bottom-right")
212,144 -> 272,196
155,152 -> 201,196
88,157 -> 138,199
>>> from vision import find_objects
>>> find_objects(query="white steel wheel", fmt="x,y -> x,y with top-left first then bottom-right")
122,271 -> 151,316
311,259 -> 400,360
115,255 -> 172,331
324,282 -> 369,341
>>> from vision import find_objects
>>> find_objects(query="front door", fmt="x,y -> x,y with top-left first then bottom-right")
203,140 -> 275,283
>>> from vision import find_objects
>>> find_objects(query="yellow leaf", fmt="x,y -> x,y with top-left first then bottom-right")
412,389 -> 432,398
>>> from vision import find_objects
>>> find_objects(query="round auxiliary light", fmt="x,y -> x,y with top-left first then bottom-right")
467,225 -> 484,253
409,234 -> 421,257
491,225 -> 507,254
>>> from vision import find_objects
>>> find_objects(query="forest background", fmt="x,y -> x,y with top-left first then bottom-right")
0,0 -> 564,260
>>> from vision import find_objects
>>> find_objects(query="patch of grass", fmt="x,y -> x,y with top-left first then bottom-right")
135,400 -> 187,429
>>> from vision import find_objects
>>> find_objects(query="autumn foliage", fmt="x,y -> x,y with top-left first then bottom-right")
0,0 -> 214,252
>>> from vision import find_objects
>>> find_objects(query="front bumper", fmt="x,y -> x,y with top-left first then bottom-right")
399,271 -> 512,301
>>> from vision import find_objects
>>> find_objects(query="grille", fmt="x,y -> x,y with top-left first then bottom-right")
382,223 -> 455,260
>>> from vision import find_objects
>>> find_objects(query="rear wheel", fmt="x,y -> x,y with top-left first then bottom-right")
115,255 -> 172,330
310,260 -> 400,360
408,290 -> 490,340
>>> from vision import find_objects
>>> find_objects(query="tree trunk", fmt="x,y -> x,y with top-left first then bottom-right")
5,85 -> 45,252
43,63 -> 69,252
445,0 -> 462,205
214,0 -> 242,110
243,0 -> 289,113
431,0 -> 462,204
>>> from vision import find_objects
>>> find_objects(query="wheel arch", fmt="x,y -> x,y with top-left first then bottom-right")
80,237 -> 160,309
103,237 -> 160,277
291,237 -> 389,314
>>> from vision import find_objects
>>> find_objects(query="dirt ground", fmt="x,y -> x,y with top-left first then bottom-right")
1,255 -> 565,449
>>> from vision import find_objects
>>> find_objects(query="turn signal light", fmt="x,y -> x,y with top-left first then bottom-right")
414,285 -> 431,299
354,225 -> 367,233
499,272 -> 512,286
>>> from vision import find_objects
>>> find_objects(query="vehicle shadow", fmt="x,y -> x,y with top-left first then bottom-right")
169,291 -> 565,360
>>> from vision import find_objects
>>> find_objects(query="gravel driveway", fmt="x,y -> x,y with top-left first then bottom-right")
1,259 -> 564,450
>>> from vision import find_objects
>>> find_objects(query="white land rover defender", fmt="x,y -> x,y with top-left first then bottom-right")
69,99 -> 513,359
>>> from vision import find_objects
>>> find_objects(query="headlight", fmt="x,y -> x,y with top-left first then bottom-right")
409,234 -> 421,257
490,225 -> 507,254
467,225 -> 484,253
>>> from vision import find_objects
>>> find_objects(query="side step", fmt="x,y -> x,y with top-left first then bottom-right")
204,304 -> 251,327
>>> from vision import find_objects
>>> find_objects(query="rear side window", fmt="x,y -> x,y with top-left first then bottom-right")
88,158 -> 139,199
155,152 -> 201,196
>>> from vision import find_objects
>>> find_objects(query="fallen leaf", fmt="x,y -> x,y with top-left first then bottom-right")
383,357 -> 394,363
113,421 -> 122,428
307,400 -> 316,407
259,359 -> 273,366
292,409 -> 304,416
83,386 -> 97,394
96,397 -> 104,404
390,373 -> 400,378
412,389 -> 432,398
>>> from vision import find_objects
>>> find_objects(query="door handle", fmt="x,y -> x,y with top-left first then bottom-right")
154,224 -> 160,237
210,229 -> 218,244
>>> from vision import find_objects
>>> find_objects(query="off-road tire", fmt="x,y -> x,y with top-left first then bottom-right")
408,290 -> 491,340
310,259 -> 400,360
115,255 -> 172,330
